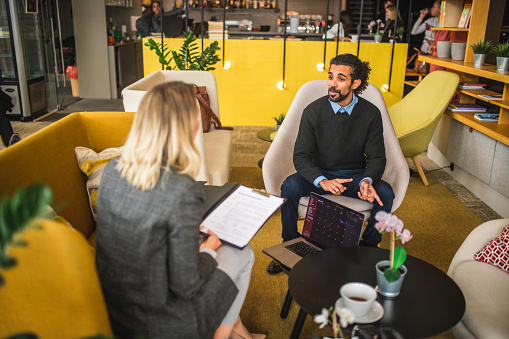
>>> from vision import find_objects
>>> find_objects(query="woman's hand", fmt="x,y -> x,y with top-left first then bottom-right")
199,226 -> 222,251
419,8 -> 428,20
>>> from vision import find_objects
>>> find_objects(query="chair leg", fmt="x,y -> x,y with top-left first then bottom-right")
412,156 -> 429,186
289,308 -> 307,339
280,290 -> 293,319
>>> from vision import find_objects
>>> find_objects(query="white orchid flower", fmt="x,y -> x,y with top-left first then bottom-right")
314,308 -> 330,329
336,307 -> 356,328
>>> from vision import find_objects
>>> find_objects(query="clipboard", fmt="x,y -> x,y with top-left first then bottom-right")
201,184 -> 285,249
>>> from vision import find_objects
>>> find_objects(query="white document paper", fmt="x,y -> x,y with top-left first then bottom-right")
201,185 -> 284,248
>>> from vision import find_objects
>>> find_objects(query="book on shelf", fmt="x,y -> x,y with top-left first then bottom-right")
478,94 -> 503,100
458,3 -> 471,28
448,103 -> 487,112
464,4 -> 472,28
439,1 -> 464,28
458,82 -> 487,89
474,113 -> 499,122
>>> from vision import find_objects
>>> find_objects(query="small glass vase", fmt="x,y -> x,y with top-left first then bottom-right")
375,260 -> 407,297
374,35 -> 382,43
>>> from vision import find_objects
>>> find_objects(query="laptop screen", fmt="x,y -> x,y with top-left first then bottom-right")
302,193 -> 364,249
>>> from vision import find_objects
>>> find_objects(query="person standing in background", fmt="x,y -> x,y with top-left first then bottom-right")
382,4 -> 404,42
136,0 -> 163,37
0,68 -> 21,148
323,11 -> 353,41
411,1 -> 441,54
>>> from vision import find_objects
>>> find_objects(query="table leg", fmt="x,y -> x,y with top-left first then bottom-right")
289,308 -> 307,339
280,290 -> 293,319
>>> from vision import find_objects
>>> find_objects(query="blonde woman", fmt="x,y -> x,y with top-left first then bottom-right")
96,81 -> 264,339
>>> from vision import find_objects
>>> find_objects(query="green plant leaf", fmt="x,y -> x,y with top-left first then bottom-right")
393,246 -> 407,270
384,267 -> 401,282
0,255 -> 17,269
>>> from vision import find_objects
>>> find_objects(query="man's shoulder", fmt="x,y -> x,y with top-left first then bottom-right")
304,95 -> 330,112
355,96 -> 381,115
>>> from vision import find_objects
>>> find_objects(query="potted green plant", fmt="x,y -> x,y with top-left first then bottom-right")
470,39 -> 493,67
493,41 -> 509,71
273,112 -> 286,130
144,32 -> 221,70
374,211 -> 413,297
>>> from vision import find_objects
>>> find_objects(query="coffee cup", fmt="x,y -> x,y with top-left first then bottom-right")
339,282 -> 377,317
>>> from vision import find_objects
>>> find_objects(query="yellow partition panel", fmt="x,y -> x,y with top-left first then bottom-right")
143,38 -> 407,126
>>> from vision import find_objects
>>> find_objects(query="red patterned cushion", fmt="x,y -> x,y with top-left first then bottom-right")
474,225 -> 509,274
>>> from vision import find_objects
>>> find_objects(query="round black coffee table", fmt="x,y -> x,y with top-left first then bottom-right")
288,247 -> 465,339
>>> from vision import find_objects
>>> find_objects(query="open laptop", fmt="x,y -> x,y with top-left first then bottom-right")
263,192 -> 365,269
162,17 -> 193,38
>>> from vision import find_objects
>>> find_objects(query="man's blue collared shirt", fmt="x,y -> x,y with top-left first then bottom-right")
313,93 -> 373,188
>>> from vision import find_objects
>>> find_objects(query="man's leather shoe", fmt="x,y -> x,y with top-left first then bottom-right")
266,259 -> 283,274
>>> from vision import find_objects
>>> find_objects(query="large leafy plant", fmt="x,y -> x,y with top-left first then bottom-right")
374,211 -> 413,282
144,32 -> 221,70
0,184 -> 53,286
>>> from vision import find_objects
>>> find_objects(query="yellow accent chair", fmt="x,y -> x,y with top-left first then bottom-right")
388,71 -> 460,186
0,220 -> 113,339
0,112 -> 134,337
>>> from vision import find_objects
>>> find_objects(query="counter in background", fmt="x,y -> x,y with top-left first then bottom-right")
107,40 -> 143,98
142,38 -> 407,126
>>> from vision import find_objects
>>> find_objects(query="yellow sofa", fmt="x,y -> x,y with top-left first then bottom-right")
0,111 -> 134,338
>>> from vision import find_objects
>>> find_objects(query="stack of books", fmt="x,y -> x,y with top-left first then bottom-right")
457,82 -> 487,89
447,103 -> 487,112
208,21 -> 229,39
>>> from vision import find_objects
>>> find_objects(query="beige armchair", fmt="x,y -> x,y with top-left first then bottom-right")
448,218 -> 509,339
262,80 -> 409,221
122,70 -> 232,186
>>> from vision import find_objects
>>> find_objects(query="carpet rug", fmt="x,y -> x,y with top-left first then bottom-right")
230,167 -> 483,339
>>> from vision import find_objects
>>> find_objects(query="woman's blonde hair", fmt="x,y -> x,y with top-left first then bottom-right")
117,81 -> 201,190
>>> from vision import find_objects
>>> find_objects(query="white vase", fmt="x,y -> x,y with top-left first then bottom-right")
374,35 -> 382,43
473,53 -> 487,67
451,42 -> 467,61
496,57 -> 509,71
437,41 -> 452,58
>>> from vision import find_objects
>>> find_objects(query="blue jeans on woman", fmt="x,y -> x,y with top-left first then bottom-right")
280,169 -> 394,246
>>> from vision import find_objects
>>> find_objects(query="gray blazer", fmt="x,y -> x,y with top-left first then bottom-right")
96,158 -> 238,339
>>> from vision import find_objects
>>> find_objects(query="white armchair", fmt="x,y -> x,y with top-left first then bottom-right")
448,218 -> 509,339
122,70 -> 232,186
262,80 -> 409,220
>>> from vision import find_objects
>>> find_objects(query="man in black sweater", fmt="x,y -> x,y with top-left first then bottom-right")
267,54 -> 395,274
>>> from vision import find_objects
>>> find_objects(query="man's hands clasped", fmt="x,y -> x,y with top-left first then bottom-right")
320,178 -> 383,206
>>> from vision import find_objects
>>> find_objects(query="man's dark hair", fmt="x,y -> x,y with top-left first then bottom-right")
329,54 -> 371,95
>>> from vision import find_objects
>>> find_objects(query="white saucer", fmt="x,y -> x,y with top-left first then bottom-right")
335,298 -> 384,324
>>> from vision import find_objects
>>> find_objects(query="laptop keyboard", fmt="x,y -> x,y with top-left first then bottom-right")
285,241 -> 320,258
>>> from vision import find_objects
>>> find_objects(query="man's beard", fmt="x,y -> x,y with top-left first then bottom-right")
328,86 -> 351,103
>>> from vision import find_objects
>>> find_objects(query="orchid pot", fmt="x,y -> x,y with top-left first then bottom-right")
376,260 -> 407,297
374,35 -> 382,43
374,212 -> 413,298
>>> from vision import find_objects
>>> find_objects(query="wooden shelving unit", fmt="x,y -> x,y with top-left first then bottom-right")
417,0 -> 508,144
